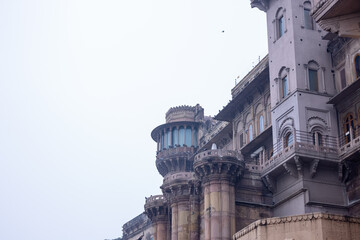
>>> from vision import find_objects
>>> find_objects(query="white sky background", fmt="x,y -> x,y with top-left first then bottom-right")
0,0 -> 267,239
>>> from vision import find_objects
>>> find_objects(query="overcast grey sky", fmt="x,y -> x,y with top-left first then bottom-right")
0,0 -> 267,239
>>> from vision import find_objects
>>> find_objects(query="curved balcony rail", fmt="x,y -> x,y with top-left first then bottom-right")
339,126 -> 360,159
156,146 -> 195,159
145,195 -> 166,205
194,149 -> 243,163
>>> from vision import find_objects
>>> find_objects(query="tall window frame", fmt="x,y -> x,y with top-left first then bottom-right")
259,115 -> 264,133
344,112 -> 355,144
303,1 -> 314,30
276,8 -> 286,40
282,76 -> 288,98
307,61 -> 320,92
355,55 -> 360,80
284,132 -> 293,148
248,124 -> 253,142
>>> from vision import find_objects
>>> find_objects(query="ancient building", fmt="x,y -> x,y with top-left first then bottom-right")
116,0 -> 360,239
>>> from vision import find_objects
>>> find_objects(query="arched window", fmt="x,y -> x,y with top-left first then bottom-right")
279,67 -> 289,99
248,124 -> 253,142
344,113 -> 354,143
355,55 -> 360,80
308,61 -> 319,92
259,115 -> 264,133
304,1 -> 314,30
284,132 -> 293,148
312,132 -> 323,146
276,8 -> 285,39
282,76 -> 288,98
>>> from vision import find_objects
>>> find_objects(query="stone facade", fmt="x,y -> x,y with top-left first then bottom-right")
117,0 -> 360,240
234,213 -> 360,240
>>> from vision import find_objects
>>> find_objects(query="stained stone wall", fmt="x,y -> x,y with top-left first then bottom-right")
234,213 -> 360,240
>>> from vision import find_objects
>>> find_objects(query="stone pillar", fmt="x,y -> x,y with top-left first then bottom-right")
202,178 -> 236,240
144,195 -> 169,240
204,182 -> 211,240
194,149 -> 244,240
210,180 -> 221,240
189,194 -> 200,240
177,200 -> 190,240
172,203 -> 178,240
155,220 -> 167,240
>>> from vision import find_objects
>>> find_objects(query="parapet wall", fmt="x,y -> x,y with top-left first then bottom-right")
233,212 -> 360,240
165,104 -> 204,123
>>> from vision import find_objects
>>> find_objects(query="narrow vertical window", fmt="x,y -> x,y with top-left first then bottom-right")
309,69 -> 318,91
304,2 -> 313,30
161,133 -> 165,150
186,127 -> 192,146
312,132 -> 323,146
344,113 -> 354,143
282,76 -> 288,98
284,132 -> 293,147
193,128 -> 198,147
276,8 -> 285,40
259,115 -> 264,133
355,55 -> 360,80
240,133 -> 243,148
179,127 -> 185,146
340,69 -> 346,90
172,127 -> 178,147
249,125 -> 253,142
166,129 -> 171,148
278,15 -> 284,38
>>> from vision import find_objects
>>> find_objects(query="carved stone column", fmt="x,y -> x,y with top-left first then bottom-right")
144,195 -> 169,240
194,150 -> 244,240
161,172 -> 200,240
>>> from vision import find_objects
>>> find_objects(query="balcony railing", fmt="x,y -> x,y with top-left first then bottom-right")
194,149 -> 243,163
338,127 -> 360,158
262,130 -> 338,170
156,146 -> 195,159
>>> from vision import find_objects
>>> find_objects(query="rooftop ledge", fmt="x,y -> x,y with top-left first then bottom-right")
194,149 -> 243,163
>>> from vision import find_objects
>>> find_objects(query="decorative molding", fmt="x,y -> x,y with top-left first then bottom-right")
250,0 -> 269,12
310,159 -> 320,178
283,162 -> 297,178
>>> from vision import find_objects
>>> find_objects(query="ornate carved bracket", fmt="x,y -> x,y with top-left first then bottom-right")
262,174 -> 276,193
250,0 -> 269,12
294,156 -> 303,178
310,159 -> 320,178
318,13 -> 360,38
283,162 -> 297,178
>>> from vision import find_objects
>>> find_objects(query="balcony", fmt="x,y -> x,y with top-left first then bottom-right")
156,146 -> 196,177
339,127 -> 360,161
312,0 -> 360,38
156,146 -> 195,159
194,149 -> 243,164
262,130 -> 338,174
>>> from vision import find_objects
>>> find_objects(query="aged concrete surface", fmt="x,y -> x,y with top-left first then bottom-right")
233,213 -> 360,240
